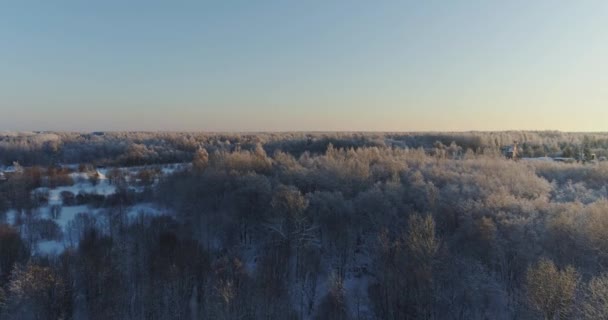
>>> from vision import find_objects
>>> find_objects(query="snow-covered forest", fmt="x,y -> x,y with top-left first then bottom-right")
2,131 -> 608,319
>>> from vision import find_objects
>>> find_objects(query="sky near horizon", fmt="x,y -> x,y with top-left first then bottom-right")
1,1 -> 607,132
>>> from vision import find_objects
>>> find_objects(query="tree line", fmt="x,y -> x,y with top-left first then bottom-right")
2,133 -> 608,319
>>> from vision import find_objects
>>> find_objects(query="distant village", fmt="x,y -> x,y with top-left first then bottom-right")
0,161 -> 24,182
502,142 -> 608,163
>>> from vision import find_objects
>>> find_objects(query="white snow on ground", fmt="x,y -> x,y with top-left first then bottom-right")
4,209 -> 18,225
127,203 -> 166,219
30,203 -> 171,255
11,164 -> 183,257
160,163 -> 191,175
37,205 -> 94,230
35,177 -> 116,207
343,275 -> 372,319
36,240 -> 65,255
33,205 -> 104,254
70,171 -> 90,182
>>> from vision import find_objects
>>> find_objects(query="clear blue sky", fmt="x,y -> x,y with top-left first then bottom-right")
1,1 -> 607,131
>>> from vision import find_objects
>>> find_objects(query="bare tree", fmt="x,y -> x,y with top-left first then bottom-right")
581,273 -> 608,320
526,258 -> 579,320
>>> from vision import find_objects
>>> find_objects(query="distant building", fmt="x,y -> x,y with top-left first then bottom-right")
501,142 -> 519,159
5,162 -> 24,174
0,172 -> 6,181
15,162 -> 24,173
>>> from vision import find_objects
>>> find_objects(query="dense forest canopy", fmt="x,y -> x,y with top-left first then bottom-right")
1,131 -> 608,319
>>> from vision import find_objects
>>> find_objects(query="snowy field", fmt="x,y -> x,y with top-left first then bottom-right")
2,163 -> 187,256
